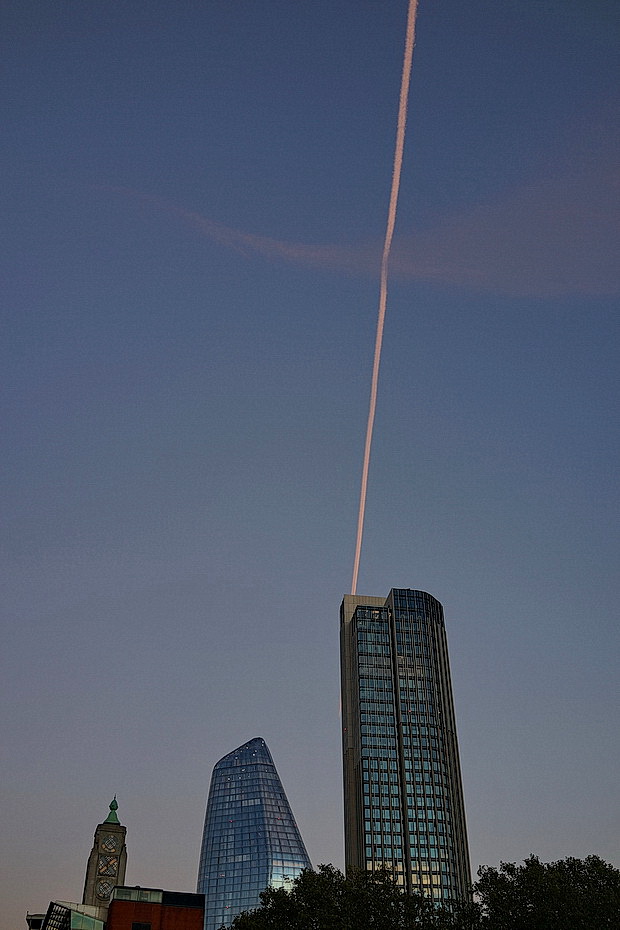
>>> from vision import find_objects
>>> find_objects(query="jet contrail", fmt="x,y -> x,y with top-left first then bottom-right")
351,0 -> 418,595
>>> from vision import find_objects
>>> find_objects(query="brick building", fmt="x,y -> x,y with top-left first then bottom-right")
107,887 -> 204,930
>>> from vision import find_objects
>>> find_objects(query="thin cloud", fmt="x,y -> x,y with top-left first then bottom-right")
392,152 -> 619,297
109,187 -> 373,272
111,137 -> 619,298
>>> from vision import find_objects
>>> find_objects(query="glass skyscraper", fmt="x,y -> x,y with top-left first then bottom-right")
197,737 -> 311,929
340,588 -> 471,901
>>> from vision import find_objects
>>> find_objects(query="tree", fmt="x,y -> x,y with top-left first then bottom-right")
227,856 -> 620,929
474,855 -> 620,930
228,863 -> 463,930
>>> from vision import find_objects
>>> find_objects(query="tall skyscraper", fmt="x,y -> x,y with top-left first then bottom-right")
82,798 -> 127,908
340,588 -> 471,901
197,737 -> 311,930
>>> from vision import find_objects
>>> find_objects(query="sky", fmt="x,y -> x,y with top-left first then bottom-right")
1,0 -> 619,926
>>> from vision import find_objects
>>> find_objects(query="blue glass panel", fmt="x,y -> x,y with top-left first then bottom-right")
197,738 -> 311,930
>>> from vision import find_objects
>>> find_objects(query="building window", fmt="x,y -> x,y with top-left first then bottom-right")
132,923 -> 151,930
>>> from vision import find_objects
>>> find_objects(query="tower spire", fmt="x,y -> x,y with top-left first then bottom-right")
104,796 -> 120,824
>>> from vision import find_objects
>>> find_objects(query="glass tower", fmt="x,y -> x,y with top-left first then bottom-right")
197,737 -> 311,929
340,589 -> 471,901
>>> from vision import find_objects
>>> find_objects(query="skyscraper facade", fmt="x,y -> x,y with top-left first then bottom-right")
197,737 -> 311,930
340,588 -> 471,901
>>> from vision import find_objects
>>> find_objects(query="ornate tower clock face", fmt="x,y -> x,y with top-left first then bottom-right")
96,879 -> 113,899
101,835 -> 118,852
97,855 -> 119,876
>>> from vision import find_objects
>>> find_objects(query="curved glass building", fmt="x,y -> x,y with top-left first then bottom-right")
341,589 -> 471,901
197,737 -> 311,929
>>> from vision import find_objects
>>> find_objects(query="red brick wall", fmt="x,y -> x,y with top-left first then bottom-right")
107,900 -> 204,930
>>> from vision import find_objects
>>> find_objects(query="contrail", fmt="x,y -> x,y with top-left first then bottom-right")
351,0 -> 418,595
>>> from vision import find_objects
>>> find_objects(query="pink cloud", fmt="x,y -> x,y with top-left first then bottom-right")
391,152 -> 619,297
111,138 -> 619,298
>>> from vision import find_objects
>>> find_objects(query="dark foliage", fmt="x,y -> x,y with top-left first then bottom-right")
475,854 -> 620,930
227,855 -> 620,930
228,863 -> 471,929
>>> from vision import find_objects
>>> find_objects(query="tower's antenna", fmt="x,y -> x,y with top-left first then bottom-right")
351,0 -> 419,595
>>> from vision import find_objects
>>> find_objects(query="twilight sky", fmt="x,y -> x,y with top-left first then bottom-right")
2,1 -> 619,927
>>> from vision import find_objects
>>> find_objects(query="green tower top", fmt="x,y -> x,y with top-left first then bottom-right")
104,796 -> 120,824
